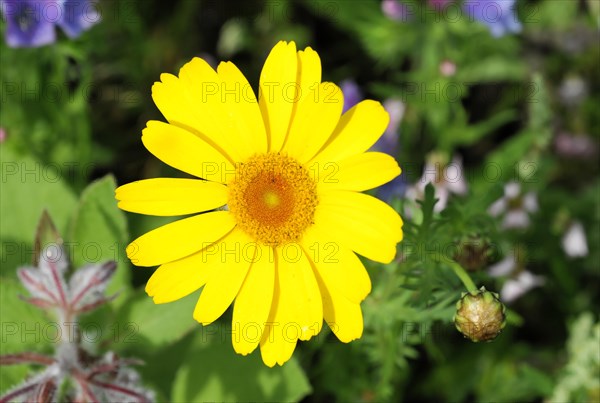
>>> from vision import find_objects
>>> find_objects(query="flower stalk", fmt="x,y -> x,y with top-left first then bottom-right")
447,260 -> 478,293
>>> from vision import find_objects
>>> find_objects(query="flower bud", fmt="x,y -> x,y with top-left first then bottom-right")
454,287 -> 506,342
453,235 -> 491,272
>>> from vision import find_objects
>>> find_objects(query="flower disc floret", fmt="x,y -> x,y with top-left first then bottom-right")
228,153 -> 318,245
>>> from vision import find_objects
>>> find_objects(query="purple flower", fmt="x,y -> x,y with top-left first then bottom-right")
57,0 -> 100,38
372,99 -> 407,201
464,0 -> 522,38
339,82 -> 406,202
554,132 -> 598,159
0,0 -> 100,48
0,0 -> 58,47
381,0 -> 411,21
372,99 -> 404,167
341,79 -> 363,113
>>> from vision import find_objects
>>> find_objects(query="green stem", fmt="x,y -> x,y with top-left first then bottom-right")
448,260 -> 478,293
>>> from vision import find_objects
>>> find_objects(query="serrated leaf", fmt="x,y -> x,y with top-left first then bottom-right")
418,183 -> 437,237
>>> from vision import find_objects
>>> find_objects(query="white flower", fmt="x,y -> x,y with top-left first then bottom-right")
488,181 -> 538,229
488,253 -> 544,303
406,154 -> 468,213
501,271 -> 545,303
562,221 -> 588,258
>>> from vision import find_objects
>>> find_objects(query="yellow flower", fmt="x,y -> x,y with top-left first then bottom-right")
115,41 -> 403,367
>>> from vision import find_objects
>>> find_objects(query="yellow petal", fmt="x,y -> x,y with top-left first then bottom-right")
296,47 -> 322,95
259,41 -> 298,152
259,283 -> 296,367
232,243 -> 275,355
279,245 -> 323,341
151,72 -> 211,143
259,245 -> 322,367
311,260 -> 364,343
146,257 -> 212,304
175,58 -> 227,149
260,280 -> 299,367
301,225 -> 371,304
193,229 -> 257,325
281,47 -> 322,156
313,190 -> 403,263
116,178 -> 228,216
216,61 -> 268,159
144,226 -> 235,303
311,100 -> 390,163
309,152 -> 401,192
142,121 -> 236,184
283,82 -> 343,163
126,211 -> 235,267
154,59 -> 240,162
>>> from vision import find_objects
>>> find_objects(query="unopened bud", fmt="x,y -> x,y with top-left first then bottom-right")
454,287 -> 506,342
453,235 -> 491,272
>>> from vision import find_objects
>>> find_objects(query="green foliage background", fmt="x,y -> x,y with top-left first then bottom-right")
1,0 -> 598,401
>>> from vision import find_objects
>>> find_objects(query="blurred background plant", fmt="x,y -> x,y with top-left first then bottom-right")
1,0 -> 598,401
0,212 -> 154,403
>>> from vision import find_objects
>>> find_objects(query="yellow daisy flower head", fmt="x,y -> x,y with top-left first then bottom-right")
115,41 -> 403,367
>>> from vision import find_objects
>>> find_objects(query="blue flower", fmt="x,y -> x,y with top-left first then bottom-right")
0,0 -> 99,48
340,79 -> 363,113
464,0 -> 522,38
372,99 -> 407,201
339,81 -> 407,201
1,0 -> 58,47
58,0 -> 100,38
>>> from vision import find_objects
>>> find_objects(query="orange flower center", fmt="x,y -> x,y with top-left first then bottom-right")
228,153 -> 318,246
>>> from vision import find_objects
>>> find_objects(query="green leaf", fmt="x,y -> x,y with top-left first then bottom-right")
418,183 -> 438,238
455,56 -> 526,83
0,277 -> 52,394
444,109 -> 517,148
111,288 -> 198,350
171,326 -> 312,402
531,0 -> 579,30
482,130 -> 537,182
0,147 -> 78,276
67,175 -> 131,299
0,278 -> 52,352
